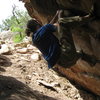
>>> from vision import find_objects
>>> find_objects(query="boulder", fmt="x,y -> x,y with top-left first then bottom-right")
20,0 -> 100,95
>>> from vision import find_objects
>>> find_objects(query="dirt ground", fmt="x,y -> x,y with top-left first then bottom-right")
0,43 -> 99,100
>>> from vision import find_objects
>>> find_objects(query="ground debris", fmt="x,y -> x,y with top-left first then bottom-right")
37,80 -> 60,92
0,40 -> 97,100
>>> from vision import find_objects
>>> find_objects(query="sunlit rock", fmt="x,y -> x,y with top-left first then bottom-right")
0,44 -> 10,54
31,53 -> 40,61
17,48 -> 28,54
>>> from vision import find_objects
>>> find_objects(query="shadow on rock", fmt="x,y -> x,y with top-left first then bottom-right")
0,75 -> 58,100
0,55 -> 12,67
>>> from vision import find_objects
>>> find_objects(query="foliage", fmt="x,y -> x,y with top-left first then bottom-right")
0,5 -> 31,42
13,33 -> 25,43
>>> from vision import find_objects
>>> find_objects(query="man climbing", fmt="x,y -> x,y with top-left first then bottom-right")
25,10 -> 100,69
25,11 -> 61,68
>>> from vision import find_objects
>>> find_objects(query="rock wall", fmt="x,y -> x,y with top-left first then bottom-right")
20,0 -> 100,96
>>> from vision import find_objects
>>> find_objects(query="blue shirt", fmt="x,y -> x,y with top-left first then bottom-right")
32,24 -> 61,68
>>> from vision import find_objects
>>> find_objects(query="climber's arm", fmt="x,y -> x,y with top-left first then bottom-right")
49,10 -> 61,24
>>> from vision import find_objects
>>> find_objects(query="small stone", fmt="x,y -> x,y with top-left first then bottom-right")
17,48 -> 28,54
27,44 -> 36,50
23,36 -> 32,43
26,75 -> 32,80
31,53 -> 40,61
0,44 -> 10,54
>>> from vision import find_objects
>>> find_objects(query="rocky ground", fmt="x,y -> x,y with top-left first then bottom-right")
0,37 -> 99,100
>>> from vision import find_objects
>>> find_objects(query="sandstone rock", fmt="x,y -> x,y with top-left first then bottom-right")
17,48 -> 28,54
0,44 -> 10,54
31,53 -> 40,61
14,42 -> 28,48
27,44 -> 41,54
27,44 -> 36,50
20,0 -> 100,96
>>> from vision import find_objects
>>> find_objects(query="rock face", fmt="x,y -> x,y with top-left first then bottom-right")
20,0 -> 100,96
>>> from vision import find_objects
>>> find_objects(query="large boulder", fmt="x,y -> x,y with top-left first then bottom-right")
20,0 -> 100,96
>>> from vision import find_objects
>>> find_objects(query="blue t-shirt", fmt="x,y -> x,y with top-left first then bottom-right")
32,24 -> 61,68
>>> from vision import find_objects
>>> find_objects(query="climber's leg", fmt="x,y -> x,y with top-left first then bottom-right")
57,22 -> 78,67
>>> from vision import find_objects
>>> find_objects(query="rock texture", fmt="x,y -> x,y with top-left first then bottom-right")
20,0 -> 100,96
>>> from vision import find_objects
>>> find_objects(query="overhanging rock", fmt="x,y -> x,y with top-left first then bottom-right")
20,0 -> 100,96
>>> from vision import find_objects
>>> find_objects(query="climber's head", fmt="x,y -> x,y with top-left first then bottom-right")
25,19 -> 42,36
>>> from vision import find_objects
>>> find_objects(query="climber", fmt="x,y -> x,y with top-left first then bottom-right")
25,10 -> 61,68
25,9 -> 100,69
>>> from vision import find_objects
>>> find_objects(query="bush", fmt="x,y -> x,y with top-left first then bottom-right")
13,33 -> 25,43
0,7 -> 31,43
11,27 -> 23,32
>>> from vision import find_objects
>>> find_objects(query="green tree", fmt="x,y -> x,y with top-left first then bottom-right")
0,5 -> 31,42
